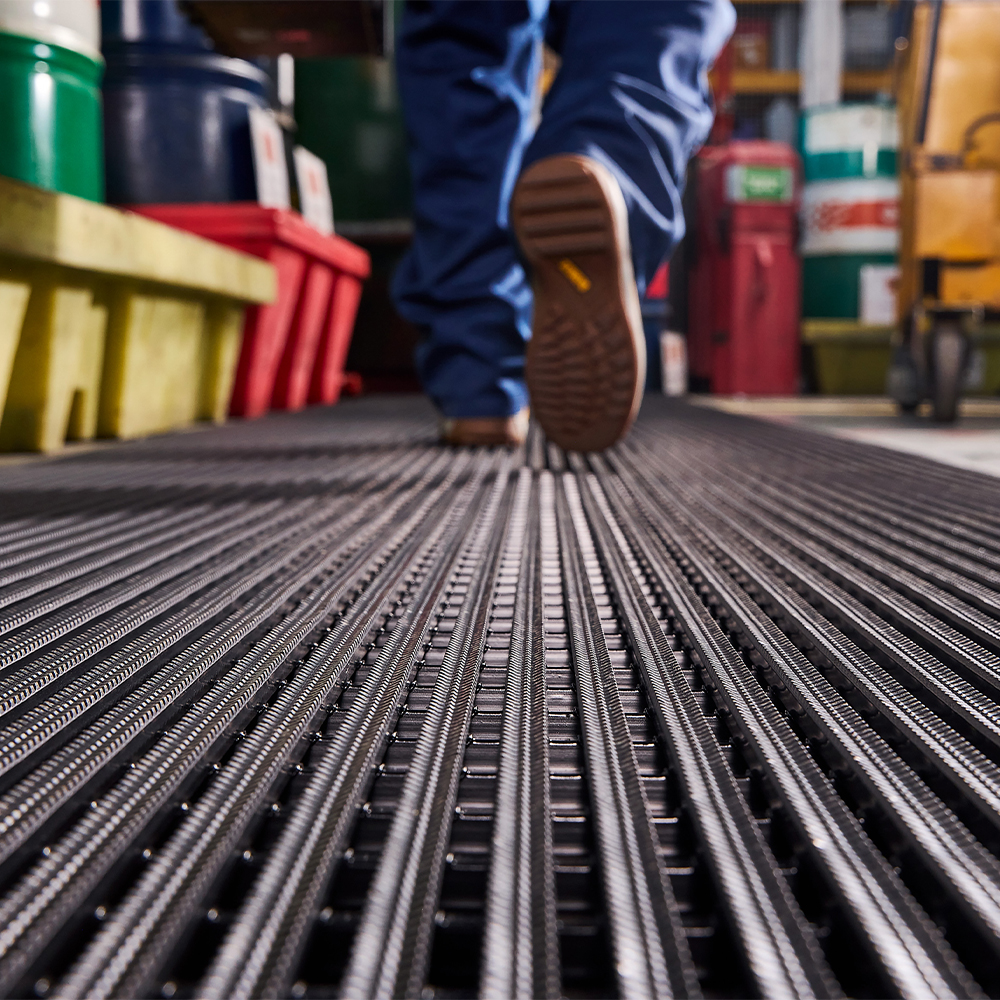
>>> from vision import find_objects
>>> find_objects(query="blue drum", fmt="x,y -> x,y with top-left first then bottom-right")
101,0 -> 270,204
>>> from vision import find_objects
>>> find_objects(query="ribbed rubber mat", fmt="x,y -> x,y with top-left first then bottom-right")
0,396 -> 999,999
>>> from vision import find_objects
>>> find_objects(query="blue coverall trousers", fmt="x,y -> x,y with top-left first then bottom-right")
392,0 -> 735,418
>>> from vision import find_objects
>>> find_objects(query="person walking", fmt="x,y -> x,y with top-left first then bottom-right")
393,0 -> 735,449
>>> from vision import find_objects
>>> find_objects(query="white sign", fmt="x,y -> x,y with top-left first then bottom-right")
660,331 -> 687,397
859,263 -> 899,325
293,146 -> 334,235
248,106 -> 290,210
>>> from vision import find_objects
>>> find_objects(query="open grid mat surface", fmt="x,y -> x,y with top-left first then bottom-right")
1,395 -> 1000,998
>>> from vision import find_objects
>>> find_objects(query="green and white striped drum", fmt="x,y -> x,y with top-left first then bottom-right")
800,104 -> 899,320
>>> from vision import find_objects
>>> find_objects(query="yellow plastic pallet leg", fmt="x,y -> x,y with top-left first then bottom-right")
66,295 -> 109,441
0,276 -> 93,452
99,287 -> 207,439
0,279 -> 32,420
198,301 -> 244,424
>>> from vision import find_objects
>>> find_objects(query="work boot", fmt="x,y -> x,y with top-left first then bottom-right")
511,154 -> 645,452
439,407 -> 529,446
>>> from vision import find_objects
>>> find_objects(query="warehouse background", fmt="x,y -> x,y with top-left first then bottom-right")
3,3 -> 1000,1000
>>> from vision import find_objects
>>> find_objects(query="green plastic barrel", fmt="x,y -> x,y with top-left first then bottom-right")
802,253 -> 897,319
800,105 -> 899,323
0,31 -> 104,201
800,104 -> 897,183
295,57 -> 411,222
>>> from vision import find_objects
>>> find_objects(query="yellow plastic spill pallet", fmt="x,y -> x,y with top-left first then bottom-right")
801,320 -> 896,396
802,318 -> 1000,397
0,176 -> 275,451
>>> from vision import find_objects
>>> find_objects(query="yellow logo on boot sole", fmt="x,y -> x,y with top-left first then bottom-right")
558,258 -> 592,293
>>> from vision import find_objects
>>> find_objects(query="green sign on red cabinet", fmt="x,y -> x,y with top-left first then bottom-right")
725,164 -> 795,203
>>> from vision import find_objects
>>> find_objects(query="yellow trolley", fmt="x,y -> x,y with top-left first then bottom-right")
891,0 -> 1000,420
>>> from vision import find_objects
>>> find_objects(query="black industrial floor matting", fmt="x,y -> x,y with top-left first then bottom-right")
1,395 -> 1000,999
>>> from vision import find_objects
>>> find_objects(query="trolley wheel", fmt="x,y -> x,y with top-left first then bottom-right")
929,320 -> 966,423
886,345 -> 921,415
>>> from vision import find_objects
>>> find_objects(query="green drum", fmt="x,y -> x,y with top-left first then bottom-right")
0,30 -> 104,201
800,103 -> 897,183
802,253 -> 897,319
295,57 -> 411,222
800,106 -> 899,324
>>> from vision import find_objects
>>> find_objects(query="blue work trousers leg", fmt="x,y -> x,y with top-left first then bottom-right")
393,0 -> 735,418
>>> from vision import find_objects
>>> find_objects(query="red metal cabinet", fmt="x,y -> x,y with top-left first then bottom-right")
688,141 -> 800,395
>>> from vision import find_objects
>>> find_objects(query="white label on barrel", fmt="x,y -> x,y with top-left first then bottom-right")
859,264 -> 899,324
294,146 -> 334,235
249,107 -> 291,211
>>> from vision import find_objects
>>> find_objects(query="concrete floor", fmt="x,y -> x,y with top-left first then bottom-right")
692,395 -> 1000,478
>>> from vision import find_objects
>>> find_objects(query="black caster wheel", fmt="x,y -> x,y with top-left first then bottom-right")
928,320 -> 966,423
886,345 -> 921,415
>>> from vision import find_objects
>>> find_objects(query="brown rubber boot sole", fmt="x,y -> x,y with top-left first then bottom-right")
511,154 -> 645,452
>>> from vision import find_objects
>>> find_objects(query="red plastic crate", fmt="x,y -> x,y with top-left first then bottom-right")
311,271 -> 365,405
131,204 -> 371,417
275,260 -> 334,410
